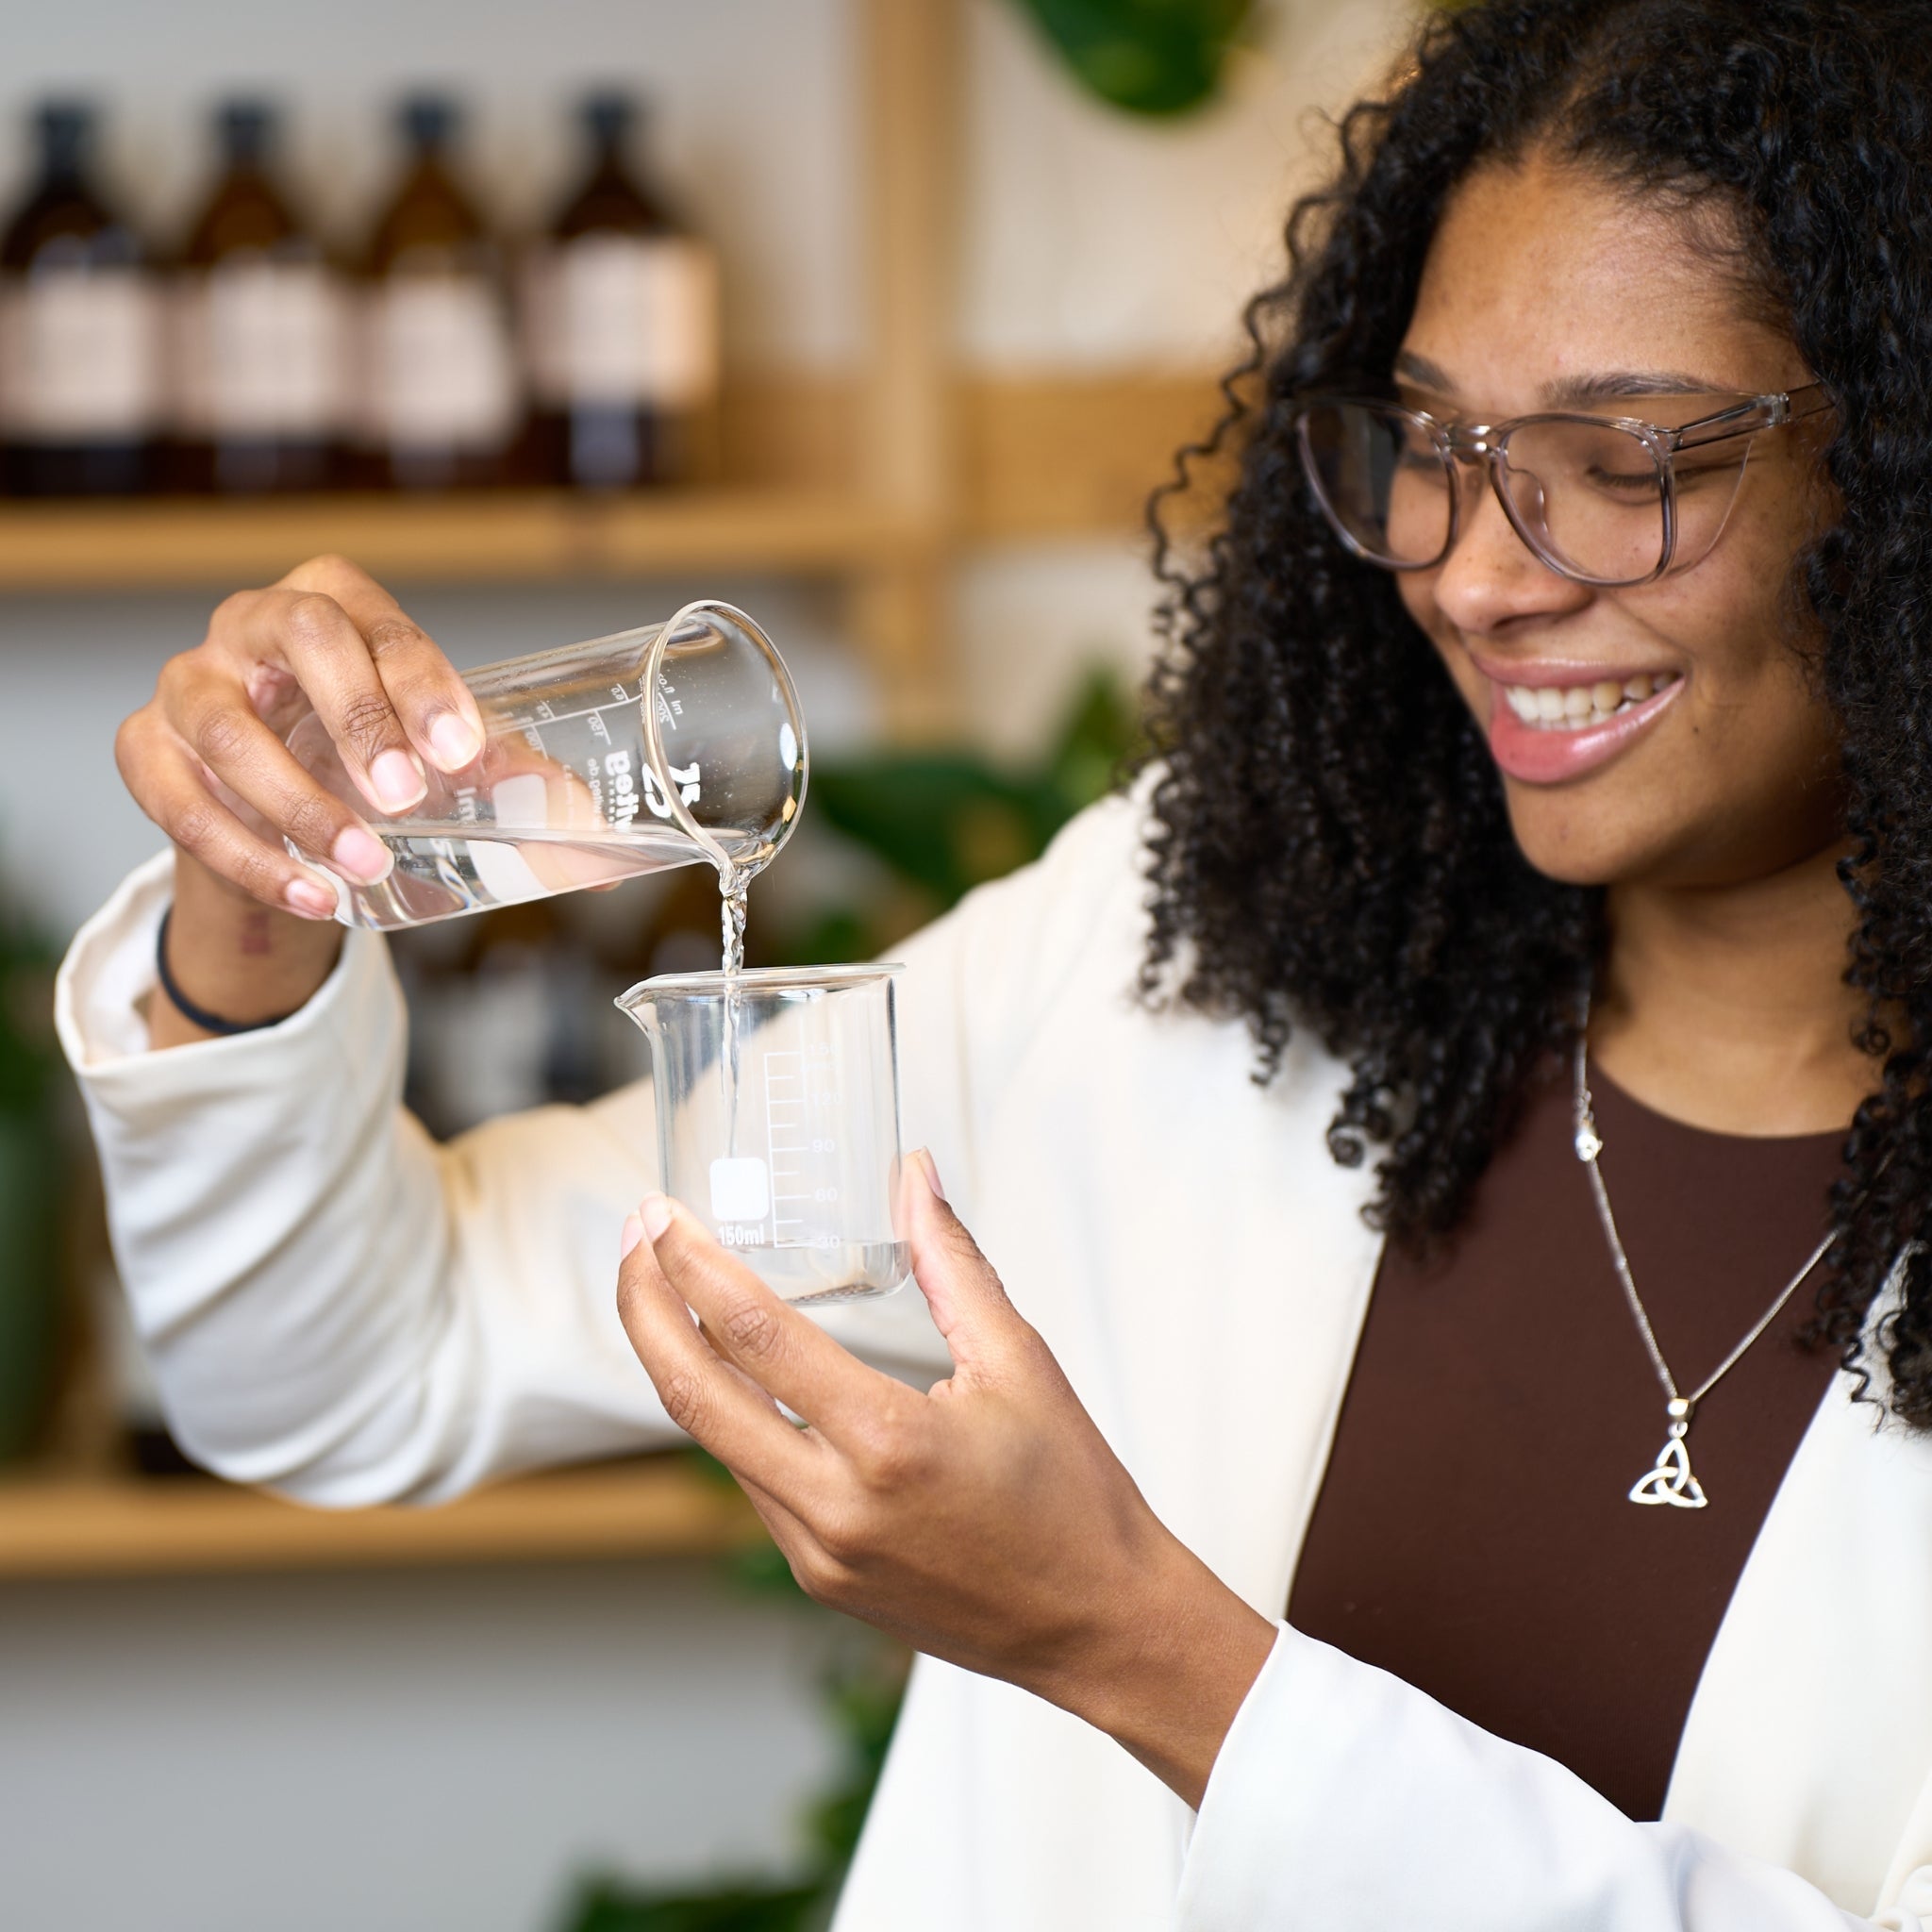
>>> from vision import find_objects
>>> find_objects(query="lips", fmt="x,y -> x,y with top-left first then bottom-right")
1481,665 -> 1686,785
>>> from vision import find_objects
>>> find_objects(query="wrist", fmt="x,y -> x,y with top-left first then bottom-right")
1039,1524 -> 1278,1810
152,850 -> 343,1046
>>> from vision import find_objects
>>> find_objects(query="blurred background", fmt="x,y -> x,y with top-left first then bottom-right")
0,1 -> 1416,1926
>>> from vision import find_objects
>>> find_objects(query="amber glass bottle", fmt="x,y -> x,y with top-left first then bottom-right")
0,101 -> 161,494
172,99 -> 350,492
524,92 -> 719,489
358,94 -> 520,490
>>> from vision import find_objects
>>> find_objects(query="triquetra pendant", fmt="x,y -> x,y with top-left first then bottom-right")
1628,1421 -> 1708,1509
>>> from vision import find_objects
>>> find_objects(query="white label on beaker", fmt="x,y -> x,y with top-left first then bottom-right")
709,1157 -> 771,1224
466,839 -> 549,907
491,771 -> 550,830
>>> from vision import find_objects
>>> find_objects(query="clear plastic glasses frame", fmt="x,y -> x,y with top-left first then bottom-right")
1292,383 -> 1831,589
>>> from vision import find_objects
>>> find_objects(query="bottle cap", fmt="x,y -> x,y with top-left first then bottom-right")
581,90 -> 637,148
399,92 -> 459,150
35,99 -> 95,174
217,97 -> 277,164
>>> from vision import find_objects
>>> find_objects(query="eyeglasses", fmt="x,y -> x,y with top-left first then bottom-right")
1292,384 -> 1831,589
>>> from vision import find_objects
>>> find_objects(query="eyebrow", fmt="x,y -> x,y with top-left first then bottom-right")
1391,350 -> 1738,406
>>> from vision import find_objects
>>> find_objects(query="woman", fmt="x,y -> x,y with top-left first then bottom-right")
56,0 -> 1932,1924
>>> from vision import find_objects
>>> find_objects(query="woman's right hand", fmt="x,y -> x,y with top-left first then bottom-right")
118,553 -> 485,918
117,555 -> 486,1044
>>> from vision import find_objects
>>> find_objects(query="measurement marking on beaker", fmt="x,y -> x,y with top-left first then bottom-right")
499,685 -> 643,734
766,1051 -> 809,1244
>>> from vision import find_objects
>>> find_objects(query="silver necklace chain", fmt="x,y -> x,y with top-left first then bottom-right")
1571,1015 -> 1832,1510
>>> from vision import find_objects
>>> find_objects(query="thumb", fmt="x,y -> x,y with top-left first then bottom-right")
900,1148 -> 1025,1372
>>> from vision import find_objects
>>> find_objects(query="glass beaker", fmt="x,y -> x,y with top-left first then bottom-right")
616,964 -> 909,1305
284,598 -> 806,929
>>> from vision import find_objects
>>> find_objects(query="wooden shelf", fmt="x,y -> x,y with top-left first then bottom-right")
0,373 -> 1220,596
959,371 -> 1225,543
0,1457 -> 765,1581
0,487 -> 921,593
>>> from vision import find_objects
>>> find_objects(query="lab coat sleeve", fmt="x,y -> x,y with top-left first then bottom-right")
54,850 -> 694,1503
1178,1622 -> 1921,1932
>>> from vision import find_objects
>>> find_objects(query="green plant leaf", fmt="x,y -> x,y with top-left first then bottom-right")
1005,0 -> 1257,117
0,1112 -> 63,1462
807,757 -> 1044,908
806,664 -> 1145,916
1043,661 -> 1146,810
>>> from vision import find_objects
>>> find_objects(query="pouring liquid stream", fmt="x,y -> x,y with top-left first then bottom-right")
719,863 -> 749,1156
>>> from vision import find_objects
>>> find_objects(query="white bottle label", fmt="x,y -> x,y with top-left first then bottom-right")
175,258 -> 352,439
0,267 -> 163,440
525,234 -> 719,409
364,275 -> 518,450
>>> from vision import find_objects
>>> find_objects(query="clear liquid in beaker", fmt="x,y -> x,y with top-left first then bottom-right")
337,823 -> 769,930
288,600 -> 807,932
734,1239 -> 911,1306
621,963 -> 908,1306
707,1036 -> 911,1301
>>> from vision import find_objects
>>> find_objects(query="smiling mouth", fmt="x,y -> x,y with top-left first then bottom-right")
1498,670 -> 1682,731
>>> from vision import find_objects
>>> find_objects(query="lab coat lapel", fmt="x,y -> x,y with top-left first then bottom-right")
981,984 -> 1384,1621
1663,1370 -> 1932,1913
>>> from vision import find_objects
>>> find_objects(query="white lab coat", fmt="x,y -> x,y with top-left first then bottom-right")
55,789 -> 1932,1931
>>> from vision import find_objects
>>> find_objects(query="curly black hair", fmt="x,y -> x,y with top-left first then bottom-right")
1141,0 -> 1932,1424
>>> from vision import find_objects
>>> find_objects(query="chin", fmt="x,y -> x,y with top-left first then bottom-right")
1500,793 -> 1654,889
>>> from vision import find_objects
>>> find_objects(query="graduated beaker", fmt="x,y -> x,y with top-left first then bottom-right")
616,965 -> 909,1304
284,598 -> 806,929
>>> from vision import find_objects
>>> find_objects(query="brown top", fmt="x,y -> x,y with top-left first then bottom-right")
1286,1059 -> 1845,1821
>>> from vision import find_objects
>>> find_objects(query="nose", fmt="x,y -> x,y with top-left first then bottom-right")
1427,458 -> 1594,636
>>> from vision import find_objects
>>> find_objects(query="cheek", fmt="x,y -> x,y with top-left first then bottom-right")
1394,573 -> 1435,639
1632,543 -> 1808,717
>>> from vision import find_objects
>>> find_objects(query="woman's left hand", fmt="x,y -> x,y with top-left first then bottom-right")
615,1150 -> 1278,1808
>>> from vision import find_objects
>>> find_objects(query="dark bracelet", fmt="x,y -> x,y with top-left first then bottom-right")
155,908 -> 303,1037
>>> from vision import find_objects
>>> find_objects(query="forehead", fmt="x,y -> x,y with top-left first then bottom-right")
1402,152 -> 1796,407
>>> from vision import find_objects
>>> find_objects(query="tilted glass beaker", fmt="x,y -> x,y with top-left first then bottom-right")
616,964 -> 909,1305
284,599 -> 807,929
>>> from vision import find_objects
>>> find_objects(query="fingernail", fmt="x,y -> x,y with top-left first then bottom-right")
284,875 -> 339,920
331,824 -> 392,883
620,1213 -> 644,1260
914,1147 -> 946,1202
369,747 -> 426,812
428,711 -> 483,770
639,1192 -> 675,1241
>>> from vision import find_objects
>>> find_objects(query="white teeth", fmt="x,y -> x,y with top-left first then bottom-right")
1499,673 -> 1677,731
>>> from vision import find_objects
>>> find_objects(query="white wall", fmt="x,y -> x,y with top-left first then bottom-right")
0,4 -> 1419,1928
962,0 -> 1414,370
